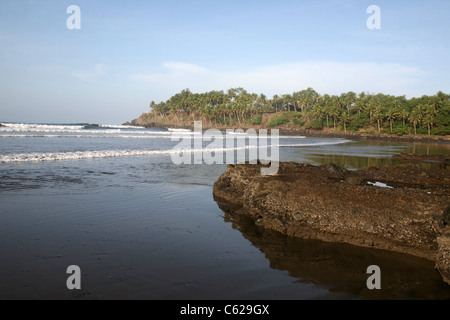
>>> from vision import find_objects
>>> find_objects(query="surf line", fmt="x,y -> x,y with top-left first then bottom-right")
171,121 -> 280,176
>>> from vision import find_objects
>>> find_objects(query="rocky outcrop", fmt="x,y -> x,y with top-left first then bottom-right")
213,158 -> 450,284
437,206 -> 450,285
437,236 -> 450,285
218,204 -> 450,299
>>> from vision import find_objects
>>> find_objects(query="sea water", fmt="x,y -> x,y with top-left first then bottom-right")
0,123 -> 449,299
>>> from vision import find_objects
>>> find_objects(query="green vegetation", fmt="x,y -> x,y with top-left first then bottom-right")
139,88 -> 450,136
268,116 -> 289,127
249,114 -> 262,125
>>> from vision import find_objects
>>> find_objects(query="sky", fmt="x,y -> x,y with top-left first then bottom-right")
0,0 -> 449,124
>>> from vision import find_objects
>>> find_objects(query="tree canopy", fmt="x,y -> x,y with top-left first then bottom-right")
144,88 -> 450,136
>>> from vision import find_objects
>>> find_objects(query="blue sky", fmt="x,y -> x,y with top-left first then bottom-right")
0,0 -> 449,124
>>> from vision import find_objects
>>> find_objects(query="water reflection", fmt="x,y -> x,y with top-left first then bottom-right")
281,140 -> 450,170
303,154 -> 443,170
305,154 -> 398,169
216,202 -> 450,300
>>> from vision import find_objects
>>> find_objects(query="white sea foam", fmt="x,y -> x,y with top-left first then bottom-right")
0,123 -> 155,134
0,123 -> 351,164
0,148 -> 238,163
0,134 -> 192,139
0,124 -> 309,141
0,132 -> 310,140
0,149 -> 173,163
0,139 -> 351,164
0,127 -> 171,135
0,124 -> 113,134
0,123 -> 84,132
99,124 -> 147,129
279,140 -> 351,147
168,128 -> 192,132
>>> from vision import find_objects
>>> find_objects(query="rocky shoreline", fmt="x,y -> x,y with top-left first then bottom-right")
213,155 -> 450,285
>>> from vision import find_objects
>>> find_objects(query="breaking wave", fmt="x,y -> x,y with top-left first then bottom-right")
0,123 -> 148,134
0,140 -> 351,163
168,128 -> 192,132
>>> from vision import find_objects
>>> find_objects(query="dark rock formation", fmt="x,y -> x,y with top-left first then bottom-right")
437,236 -> 450,285
218,203 -> 450,299
213,158 -> 450,284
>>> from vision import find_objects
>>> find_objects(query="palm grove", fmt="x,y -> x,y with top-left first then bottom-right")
141,88 -> 450,136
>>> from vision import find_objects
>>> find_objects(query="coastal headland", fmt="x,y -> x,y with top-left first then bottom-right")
125,118 -> 450,145
126,87 -> 450,144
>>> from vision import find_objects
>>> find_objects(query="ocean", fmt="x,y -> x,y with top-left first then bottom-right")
0,122 -> 449,299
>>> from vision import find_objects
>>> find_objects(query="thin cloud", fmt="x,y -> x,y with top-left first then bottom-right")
129,61 -> 424,98
72,64 -> 108,84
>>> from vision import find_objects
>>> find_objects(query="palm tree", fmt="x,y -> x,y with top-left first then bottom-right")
385,107 -> 399,133
423,105 -> 437,136
409,109 -> 420,136
342,91 -> 357,116
354,92 -> 367,115
301,87 -> 319,112
294,91 -> 304,113
258,94 -> 267,112
365,98 -> 376,121
330,105 -> 340,130
323,105 -> 332,128
273,95 -> 280,113
422,113 -> 433,136
399,108 -> 409,127
372,104 -> 384,134
319,94 -> 331,128
282,94 -> 292,112
340,111 -> 350,133
311,104 -> 324,122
